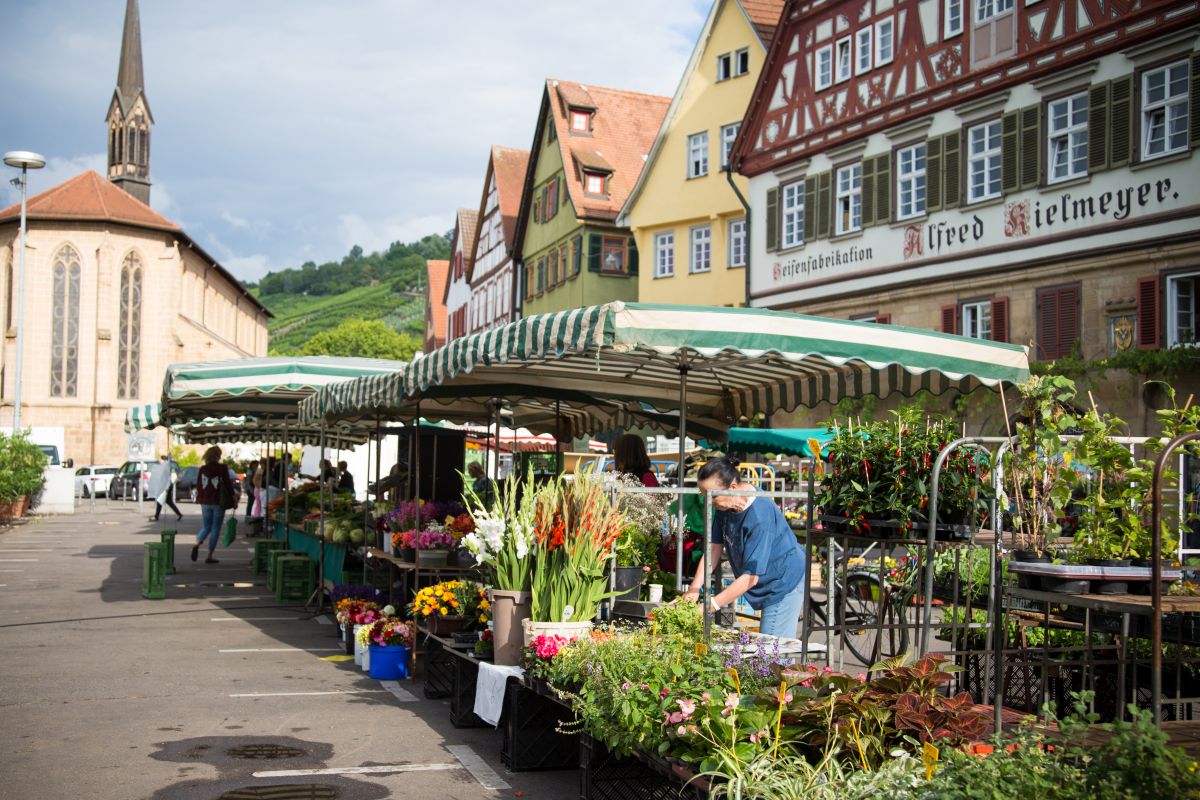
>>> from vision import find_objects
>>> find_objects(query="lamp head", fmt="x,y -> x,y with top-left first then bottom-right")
3,151 -> 46,170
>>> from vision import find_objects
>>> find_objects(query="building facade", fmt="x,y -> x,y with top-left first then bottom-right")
620,0 -> 783,307
443,208 -> 478,342
734,0 -> 1200,428
0,0 -> 269,464
459,146 -> 529,340
514,79 -> 670,316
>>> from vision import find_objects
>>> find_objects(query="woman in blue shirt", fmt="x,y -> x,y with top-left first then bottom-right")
683,456 -> 806,639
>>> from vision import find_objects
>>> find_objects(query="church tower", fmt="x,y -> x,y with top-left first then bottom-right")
106,0 -> 153,204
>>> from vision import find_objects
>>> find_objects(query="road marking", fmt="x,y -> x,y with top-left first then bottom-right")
229,689 -> 391,697
0,559 -> 37,563
0,549 -> 55,552
314,616 -> 333,625
447,745 -> 509,790
209,617 -> 303,622
379,680 -> 418,703
204,596 -> 267,601
252,763 -> 458,778
218,647 -> 342,653
0,569 -> 25,572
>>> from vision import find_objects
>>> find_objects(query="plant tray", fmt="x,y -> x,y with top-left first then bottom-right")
581,734 -> 708,800
1009,562 -> 1183,580
818,514 -> 974,541
501,680 -> 577,771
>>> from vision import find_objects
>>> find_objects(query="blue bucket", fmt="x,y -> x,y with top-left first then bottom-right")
368,644 -> 410,680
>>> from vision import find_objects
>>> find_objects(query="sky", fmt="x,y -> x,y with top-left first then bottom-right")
0,1 -> 709,282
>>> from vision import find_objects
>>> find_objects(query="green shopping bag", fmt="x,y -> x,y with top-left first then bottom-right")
222,516 -> 238,547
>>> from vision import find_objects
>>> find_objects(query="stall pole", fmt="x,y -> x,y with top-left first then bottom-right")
491,399 -> 502,483
675,363 -> 690,591
316,422 -> 327,613
555,400 -> 564,476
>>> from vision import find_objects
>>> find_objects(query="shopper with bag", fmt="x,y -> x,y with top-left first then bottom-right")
148,454 -> 183,522
191,446 -> 237,564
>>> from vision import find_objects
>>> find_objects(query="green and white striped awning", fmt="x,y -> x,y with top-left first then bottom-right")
124,402 -> 250,434
160,356 -> 406,423
402,302 -> 1029,422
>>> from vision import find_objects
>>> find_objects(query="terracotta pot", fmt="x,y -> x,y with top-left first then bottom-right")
489,589 -> 532,666
13,495 -> 28,517
522,618 -> 593,648
0,502 -> 13,523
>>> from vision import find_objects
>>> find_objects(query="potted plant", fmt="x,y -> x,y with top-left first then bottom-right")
408,579 -> 483,635
414,525 -> 456,567
366,618 -> 413,680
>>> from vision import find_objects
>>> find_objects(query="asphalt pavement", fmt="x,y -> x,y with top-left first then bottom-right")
0,497 -> 578,800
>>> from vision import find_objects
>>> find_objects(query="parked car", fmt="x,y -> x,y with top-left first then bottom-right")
108,461 -> 152,500
74,465 -> 118,498
175,466 -> 200,502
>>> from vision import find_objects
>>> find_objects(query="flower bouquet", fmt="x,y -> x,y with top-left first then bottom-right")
367,618 -> 414,648
334,599 -> 380,627
409,579 -> 486,634
474,628 -> 494,659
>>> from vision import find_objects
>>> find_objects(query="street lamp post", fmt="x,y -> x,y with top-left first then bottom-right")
3,150 -> 46,431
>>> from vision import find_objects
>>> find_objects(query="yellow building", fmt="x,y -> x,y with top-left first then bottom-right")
619,0 -> 783,307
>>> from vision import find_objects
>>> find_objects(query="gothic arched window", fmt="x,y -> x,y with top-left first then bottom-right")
50,245 -> 81,397
117,251 -> 142,399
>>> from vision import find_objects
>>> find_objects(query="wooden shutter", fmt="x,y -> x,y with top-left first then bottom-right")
803,176 -> 817,242
627,240 -> 639,275
1137,274 -> 1161,349
861,159 -> 876,226
765,187 -> 779,252
1109,75 -> 1134,169
1088,82 -> 1110,172
943,131 -> 961,209
533,197 -> 541,224
991,295 -> 1009,343
874,154 -> 891,223
1059,284 -> 1081,357
1192,54 -> 1200,149
942,304 -> 959,334
1036,284 -> 1081,360
587,234 -> 601,273
1001,110 -> 1020,193
926,136 -> 944,212
1020,105 -> 1041,189
573,235 -> 583,274
817,171 -> 832,239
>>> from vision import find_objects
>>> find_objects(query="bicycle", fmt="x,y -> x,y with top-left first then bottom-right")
804,550 -> 918,665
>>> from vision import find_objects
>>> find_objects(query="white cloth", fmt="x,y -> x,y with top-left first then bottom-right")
473,661 -> 524,727
147,460 -> 173,497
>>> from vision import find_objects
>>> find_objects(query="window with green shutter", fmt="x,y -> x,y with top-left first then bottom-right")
1088,82 -> 1110,172
1108,75 -> 1133,169
803,176 -> 818,242
1001,110 -> 1020,193
926,136 -> 944,212
874,153 -> 891,223
765,187 -> 779,251
816,171 -> 832,239
587,234 -> 602,273
861,158 -> 876,225
1191,54 -> 1200,149
1020,105 -> 1041,189
572,234 -> 583,274
943,130 -> 961,208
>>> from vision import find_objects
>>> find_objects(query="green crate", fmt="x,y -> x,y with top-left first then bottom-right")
142,541 -> 168,600
274,555 -> 316,603
159,530 -> 177,575
253,539 -> 286,575
267,549 -> 306,593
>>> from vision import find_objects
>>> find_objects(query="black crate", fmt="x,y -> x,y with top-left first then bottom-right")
449,653 -> 487,728
581,734 -> 707,800
502,679 -> 577,771
423,636 -> 454,699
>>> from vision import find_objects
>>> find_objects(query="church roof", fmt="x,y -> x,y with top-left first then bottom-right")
115,0 -> 146,113
0,171 -> 270,317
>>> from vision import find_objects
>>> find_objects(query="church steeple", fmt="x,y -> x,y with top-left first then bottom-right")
106,0 -> 153,205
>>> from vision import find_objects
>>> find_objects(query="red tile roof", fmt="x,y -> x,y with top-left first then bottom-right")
0,170 -> 179,232
491,146 -> 530,250
545,78 -> 670,222
740,0 -> 787,45
425,259 -> 450,350
456,208 -> 479,269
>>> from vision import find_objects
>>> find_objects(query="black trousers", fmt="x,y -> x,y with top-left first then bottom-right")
154,486 -> 182,520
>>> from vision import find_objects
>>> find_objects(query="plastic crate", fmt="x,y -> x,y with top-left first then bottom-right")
581,734 -> 699,800
253,539 -> 285,575
267,549 -> 306,593
422,637 -> 454,699
449,654 -> 487,728
274,555 -> 315,603
142,541 -> 167,600
502,680 -> 577,771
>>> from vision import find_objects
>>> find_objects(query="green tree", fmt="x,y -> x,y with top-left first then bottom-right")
299,319 -> 419,361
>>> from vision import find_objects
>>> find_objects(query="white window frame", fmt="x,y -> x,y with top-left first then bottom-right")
687,131 -> 709,179
1047,93 -> 1089,184
967,119 -> 1002,203
781,181 -> 805,249
720,123 -> 740,169
835,36 -> 853,83
896,143 -> 927,220
570,110 -> 590,133
728,218 -> 747,268
1141,61 -> 1190,161
584,171 -> 605,195
734,48 -> 750,77
689,224 -> 712,274
961,300 -> 992,340
654,231 -> 675,278
856,28 -> 873,75
717,52 -> 732,81
945,0 -> 963,36
815,45 -> 834,91
835,163 -> 863,235
1167,270 -> 1200,347
875,18 -> 895,66
975,0 -> 1014,23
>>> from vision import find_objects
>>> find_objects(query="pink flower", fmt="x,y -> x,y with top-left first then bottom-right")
748,728 -> 770,744
659,687 -> 670,700
676,725 -> 688,736
701,691 -> 713,703
667,711 -> 685,724
677,698 -> 697,717
621,682 -> 630,691
723,693 -> 740,712
856,673 -> 867,682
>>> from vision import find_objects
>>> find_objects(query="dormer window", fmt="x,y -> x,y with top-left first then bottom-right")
583,170 -> 606,196
570,109 -> 592,134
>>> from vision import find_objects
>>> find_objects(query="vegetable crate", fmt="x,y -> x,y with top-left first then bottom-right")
266,549 -> 306,594
273,555 -> 316,603
580,734 -> 707,800
252,539 -> 285,575
502,680 -> 576,771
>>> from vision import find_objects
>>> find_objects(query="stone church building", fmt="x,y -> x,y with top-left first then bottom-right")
0,0 -> 270,465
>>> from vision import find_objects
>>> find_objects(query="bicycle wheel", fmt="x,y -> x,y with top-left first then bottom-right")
839,572 -> 909,664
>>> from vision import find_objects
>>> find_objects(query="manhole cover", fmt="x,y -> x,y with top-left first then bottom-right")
217,786 -> 336,800
226,744 -> 306,760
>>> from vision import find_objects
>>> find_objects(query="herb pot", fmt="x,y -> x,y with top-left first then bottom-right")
1088,558 -> 1131,595
1012,551 -> 1050,590
612,566 -> 644,602
1131,558 -> 1175,595
489,589 -> 531,666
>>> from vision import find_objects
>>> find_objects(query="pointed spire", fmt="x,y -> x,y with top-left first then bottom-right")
115,0 -> 144,110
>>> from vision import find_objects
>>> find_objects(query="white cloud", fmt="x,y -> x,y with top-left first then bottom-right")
337,212 -> 453,257
223,253 -> 274,282
220,210 -> 251,231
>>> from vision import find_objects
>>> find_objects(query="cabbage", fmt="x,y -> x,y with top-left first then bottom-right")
330,528 -> 348,544
349,529 -> 364,545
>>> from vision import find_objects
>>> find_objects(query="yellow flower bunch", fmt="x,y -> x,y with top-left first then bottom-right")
409,580 -> 491,624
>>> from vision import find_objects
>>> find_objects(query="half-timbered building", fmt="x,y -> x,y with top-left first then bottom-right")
442,208 -> 479,343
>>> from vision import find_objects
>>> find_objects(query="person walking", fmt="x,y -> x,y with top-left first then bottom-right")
684,456 -> 806,638
148,455 -> 183,522
191,446 -> 236,564
243,460 -> 258,520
